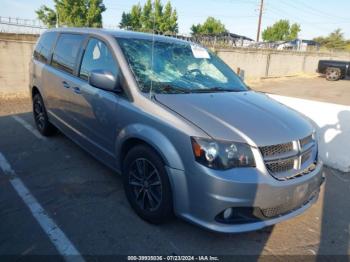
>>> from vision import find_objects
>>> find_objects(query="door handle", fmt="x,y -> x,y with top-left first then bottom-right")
73,87 -> 81,94
62,81 -> 70,89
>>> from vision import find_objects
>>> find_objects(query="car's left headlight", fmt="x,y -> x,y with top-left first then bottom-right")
191,137 -> 256,170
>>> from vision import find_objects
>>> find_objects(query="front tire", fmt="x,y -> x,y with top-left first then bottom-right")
123,145 -> 173,224
33,93 -> 57,136
325,67 -> 341,81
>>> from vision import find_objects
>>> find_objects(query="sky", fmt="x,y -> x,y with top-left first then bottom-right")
2,0 -> 350,40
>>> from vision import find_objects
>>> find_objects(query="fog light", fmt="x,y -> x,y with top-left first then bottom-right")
223,208 -> 233,219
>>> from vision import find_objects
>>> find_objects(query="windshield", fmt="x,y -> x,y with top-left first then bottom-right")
116,37 -> 248,94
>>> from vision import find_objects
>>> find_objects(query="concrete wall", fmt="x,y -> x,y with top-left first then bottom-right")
217,48 -> 350,80
0,39 -> 35,98
0,33 -> 39,41
214,49 -> 269,79
268,52 -> 304,77
269,94 -> 350,173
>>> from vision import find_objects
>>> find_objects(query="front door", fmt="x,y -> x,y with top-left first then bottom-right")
66,37 -> 121,159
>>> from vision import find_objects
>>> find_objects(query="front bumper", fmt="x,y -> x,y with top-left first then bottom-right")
167,161 -> 324,233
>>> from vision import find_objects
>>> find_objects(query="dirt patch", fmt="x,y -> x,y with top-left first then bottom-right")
246,73 -> 318,87
0,97 -> 32,116
250,75 -> 350,106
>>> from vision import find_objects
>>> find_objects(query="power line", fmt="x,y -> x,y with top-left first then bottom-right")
263,5 -> 338,36
292,0 -> 350,22
278,0 -> 349,22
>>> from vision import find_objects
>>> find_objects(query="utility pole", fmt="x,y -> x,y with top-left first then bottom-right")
56,11 -> 59,28
256,0 -> 264,42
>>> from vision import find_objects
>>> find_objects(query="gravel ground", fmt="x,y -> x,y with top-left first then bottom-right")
250,75 -> 350,106
0,97 -> 31,116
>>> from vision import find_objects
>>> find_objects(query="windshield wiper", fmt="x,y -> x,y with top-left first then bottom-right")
156,83 -> 192,94
191,87 -> 238,93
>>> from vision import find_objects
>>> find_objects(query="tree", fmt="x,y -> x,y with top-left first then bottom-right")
262,20 -> 301,41
120,12 -> 132,29
141,0 -> 153,31
129,3 -> 142,30
153,0 -> 163,32
36,0 -> 106,28
160,1 -> 178,34
169,9 -> 178,33
314,29 -> 348,50
36,5 -> 57,27
190,17 -> 227,36
289,23 -> 301,40
119,0 -> 178,34
86,0 -> 106,27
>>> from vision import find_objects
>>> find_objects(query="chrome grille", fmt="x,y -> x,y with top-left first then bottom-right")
301,150 -> 312,165
259,134 -> 317,180
266,159 -> 294,173
300,134 -> 313,148
260,142 -> 293,158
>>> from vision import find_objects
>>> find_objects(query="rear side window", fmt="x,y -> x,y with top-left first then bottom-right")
79,38 -> 118,81
33,32 -> 57,63
51,33 -> 85,74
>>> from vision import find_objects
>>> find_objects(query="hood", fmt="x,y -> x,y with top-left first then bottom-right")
155,91 -> 313,146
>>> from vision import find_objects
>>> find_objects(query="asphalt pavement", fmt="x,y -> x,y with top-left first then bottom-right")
0,94 -> 349,260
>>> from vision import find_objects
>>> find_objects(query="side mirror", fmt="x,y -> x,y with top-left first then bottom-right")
89,70 -> 122,92
236,67 -> 245,81
239,70 -> 245,81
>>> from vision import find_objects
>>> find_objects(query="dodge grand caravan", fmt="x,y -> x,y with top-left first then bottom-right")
29,28 -> 324,233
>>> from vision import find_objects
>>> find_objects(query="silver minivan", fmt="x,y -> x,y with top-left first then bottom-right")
30,28 -> 324,233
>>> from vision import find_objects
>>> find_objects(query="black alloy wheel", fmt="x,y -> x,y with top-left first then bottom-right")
33,93 -> 57,136
123,145 -> 173,224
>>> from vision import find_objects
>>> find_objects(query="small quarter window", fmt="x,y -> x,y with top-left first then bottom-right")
33,32 -> 57,63
51,33 -> 85,74
79,38 -> 118,81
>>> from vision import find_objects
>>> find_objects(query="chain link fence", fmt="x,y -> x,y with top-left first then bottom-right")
0,16 -> 47,35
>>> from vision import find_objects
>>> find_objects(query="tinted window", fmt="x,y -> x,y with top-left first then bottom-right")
33,32 -> 57,63
52,33 -> 85,74
79,38 -> 118,81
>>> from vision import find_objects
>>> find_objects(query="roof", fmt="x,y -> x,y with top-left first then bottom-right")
279,39 -> 320,46
227,33 -> 254,41
46,27 -> 191,45
191,32 -> 254,41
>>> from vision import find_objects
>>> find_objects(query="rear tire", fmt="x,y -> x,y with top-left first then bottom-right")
325,67 -> 341,81
33,93 -> 57,136
123,145 -> 173,224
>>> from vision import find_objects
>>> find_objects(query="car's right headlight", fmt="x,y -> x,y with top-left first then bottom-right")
191,137 -> 256,170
